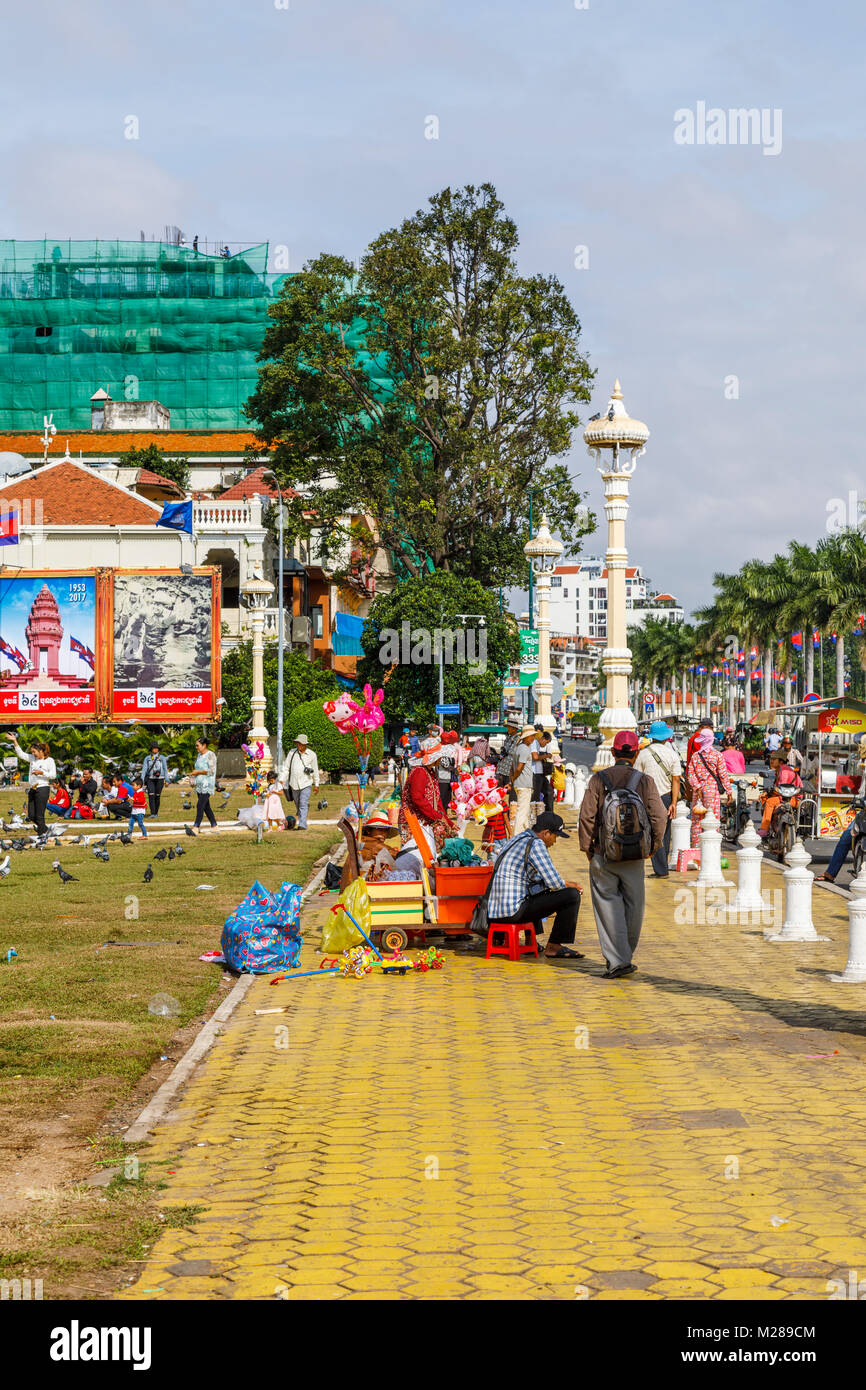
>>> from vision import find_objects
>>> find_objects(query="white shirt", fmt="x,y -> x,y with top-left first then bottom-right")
634,742 -> 683,795
12,739 -> 55,788
280,747 -> 320,791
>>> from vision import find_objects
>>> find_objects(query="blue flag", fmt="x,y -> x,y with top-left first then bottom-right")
156,500 -> 193,534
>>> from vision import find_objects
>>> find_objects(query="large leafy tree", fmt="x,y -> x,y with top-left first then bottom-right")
247,183 -> 595,586
356,572 -> 520,726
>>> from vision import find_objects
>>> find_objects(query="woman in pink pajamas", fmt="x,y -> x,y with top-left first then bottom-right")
687,727 -> 733,847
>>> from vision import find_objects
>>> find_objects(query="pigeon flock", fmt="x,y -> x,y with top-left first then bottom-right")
2,808 -> 198,889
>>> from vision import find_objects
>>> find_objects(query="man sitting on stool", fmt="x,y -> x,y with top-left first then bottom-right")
481,811 -> 584,960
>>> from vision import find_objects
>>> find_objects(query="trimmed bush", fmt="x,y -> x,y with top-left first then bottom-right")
283,699 -> 384,773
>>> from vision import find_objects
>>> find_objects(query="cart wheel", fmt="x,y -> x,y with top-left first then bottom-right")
381,927 -> 408,954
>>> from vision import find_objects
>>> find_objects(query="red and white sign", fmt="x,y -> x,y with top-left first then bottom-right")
112,688 -> 215,718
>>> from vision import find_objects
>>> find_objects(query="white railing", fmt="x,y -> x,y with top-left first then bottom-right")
221,607 -> 292,644
193,497 -> 264,531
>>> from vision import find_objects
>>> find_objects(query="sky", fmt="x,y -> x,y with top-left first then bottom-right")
1,0 -> 863,618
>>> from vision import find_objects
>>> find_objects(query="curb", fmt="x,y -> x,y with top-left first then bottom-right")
122,787 -> 390,1145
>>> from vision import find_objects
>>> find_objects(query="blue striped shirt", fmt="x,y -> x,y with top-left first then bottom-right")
487,830 -> 565,919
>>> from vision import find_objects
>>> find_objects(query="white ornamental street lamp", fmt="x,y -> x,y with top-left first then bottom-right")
523,513 -> 563,730
584,380 -> 650,770
242,567 -> 275,772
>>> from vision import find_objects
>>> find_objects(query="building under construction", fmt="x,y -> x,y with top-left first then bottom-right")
0,239 -> 289,431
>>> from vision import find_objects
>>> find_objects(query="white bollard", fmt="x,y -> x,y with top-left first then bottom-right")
573,765 -> 589,814
697,809 -> 733,888
728,820 -> 770,917
765,839 -> 827,942
829,863 -> 866,981
562,767 -> 576,808
668,800 -> 691,869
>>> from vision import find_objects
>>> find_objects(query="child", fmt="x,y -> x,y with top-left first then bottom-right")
552,763 -> 566,803
262,771 -> 287,830
128,777 -> 148,838
481,803 -> 512,855
48,778 -> 72,818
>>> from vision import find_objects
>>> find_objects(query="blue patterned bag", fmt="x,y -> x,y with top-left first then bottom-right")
220,879 -> 303,973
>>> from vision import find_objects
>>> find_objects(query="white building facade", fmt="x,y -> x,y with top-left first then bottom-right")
547,557 -> 683,642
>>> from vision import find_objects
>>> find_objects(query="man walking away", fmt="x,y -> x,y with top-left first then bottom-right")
634,719 -> 681,877
578,730 -> 666,978
484,811 -> 584,959
280,734 -> 320,830
141,742 -> 169,817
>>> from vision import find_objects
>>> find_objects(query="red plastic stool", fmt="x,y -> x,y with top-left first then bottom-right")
486,921 -> 538,962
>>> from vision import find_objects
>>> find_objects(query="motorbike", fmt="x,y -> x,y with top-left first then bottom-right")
765,784 -> 802,860
722,776 -> 757,843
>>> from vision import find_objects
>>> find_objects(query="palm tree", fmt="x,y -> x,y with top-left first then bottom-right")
809,530 -> 866,697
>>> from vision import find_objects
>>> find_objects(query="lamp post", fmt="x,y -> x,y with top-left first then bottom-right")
523,514 -> 563,731
241,567 -> 275,773
262,470 -> 285,770
584,380 -> 650,770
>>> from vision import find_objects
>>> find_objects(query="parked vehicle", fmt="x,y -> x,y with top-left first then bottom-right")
722,775 -> 757,843
764,784 -> 816,860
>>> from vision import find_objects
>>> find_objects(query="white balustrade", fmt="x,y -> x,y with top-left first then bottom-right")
765,839 -> 826,942
829,863 -> 866,982
697,809 -> 732,888
668,800 -> 690,868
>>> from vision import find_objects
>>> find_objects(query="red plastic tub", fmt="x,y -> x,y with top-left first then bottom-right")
434,863 -> 494,926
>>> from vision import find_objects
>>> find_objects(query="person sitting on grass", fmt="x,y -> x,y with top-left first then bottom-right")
70,767 -> 98,819
47,777 -> 72,818
128,777 -> 148,838
100,773 -> 134,819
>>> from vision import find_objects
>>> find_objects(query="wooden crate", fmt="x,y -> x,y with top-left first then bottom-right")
367,879 -> 425,927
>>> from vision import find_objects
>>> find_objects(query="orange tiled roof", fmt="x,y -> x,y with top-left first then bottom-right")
136,468 -> 184,495
0,430 -> 263,458
0,461 -> 161,525
219,466 -> 296,500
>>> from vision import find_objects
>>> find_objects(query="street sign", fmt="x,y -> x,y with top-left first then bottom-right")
519,630 -> 539,687
435,703 -> 461,715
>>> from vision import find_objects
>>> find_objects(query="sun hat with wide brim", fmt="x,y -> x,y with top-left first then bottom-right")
648,720 -> 674,741
362,811 -> 392,832
295,734 -> 309,744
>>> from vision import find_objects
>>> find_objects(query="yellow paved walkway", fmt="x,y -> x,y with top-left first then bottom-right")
121,845 -> 866,1301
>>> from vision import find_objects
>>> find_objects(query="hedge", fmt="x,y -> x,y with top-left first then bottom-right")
283,698 -> 384,773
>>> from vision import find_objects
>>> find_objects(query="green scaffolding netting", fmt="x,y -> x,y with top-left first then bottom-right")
0,240 -> 290,431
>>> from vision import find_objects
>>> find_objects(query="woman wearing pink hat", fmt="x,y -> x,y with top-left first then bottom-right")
686,727 -> 733,847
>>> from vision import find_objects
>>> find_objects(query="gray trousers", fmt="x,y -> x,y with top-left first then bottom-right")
293,785 -> 312,829
589,855 -> 646,970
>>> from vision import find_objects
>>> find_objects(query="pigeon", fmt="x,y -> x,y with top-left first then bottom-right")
317,798 -> 328,810
93,849 -> 110,863
184,824 -> 196,838
154,848 -> 167,861
168,847 -> 176,861
173,844 -> 185,857
143,864 -> 153,883
182,796 -> 192,811
52,861 -> 78,883
107,832 -> 119,842
0,855 -> 9,878
120,832 -> 132,845
72,835 -> 86,845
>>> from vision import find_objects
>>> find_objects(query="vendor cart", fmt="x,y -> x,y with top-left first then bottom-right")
762,696 -> 866,845
337,809 -> 494,948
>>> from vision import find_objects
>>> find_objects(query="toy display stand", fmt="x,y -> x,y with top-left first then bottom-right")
676,847 -> 701,872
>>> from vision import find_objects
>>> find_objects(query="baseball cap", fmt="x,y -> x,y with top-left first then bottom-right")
612,730 -> 640,753
533,811 -> 570,838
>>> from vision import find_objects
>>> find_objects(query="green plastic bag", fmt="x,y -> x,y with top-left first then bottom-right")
321,878 -> 371,953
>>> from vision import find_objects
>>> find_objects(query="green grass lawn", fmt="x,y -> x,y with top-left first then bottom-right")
0,820 -> 346,1297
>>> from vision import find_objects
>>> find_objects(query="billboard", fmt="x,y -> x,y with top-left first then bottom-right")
0,568 -> 219,723
108,570 -> 220,720
0,571 -> 97,721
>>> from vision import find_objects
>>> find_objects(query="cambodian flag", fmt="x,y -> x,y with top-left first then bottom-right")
0,506 -> 18,546
813,629 -> 820,648
791,631 -> 803,651
854,616 -> 866,635
70,636 -> 95,669
0,637 -> 25,669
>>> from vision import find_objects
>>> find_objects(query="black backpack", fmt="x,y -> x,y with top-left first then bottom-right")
597,770 -> 653,862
